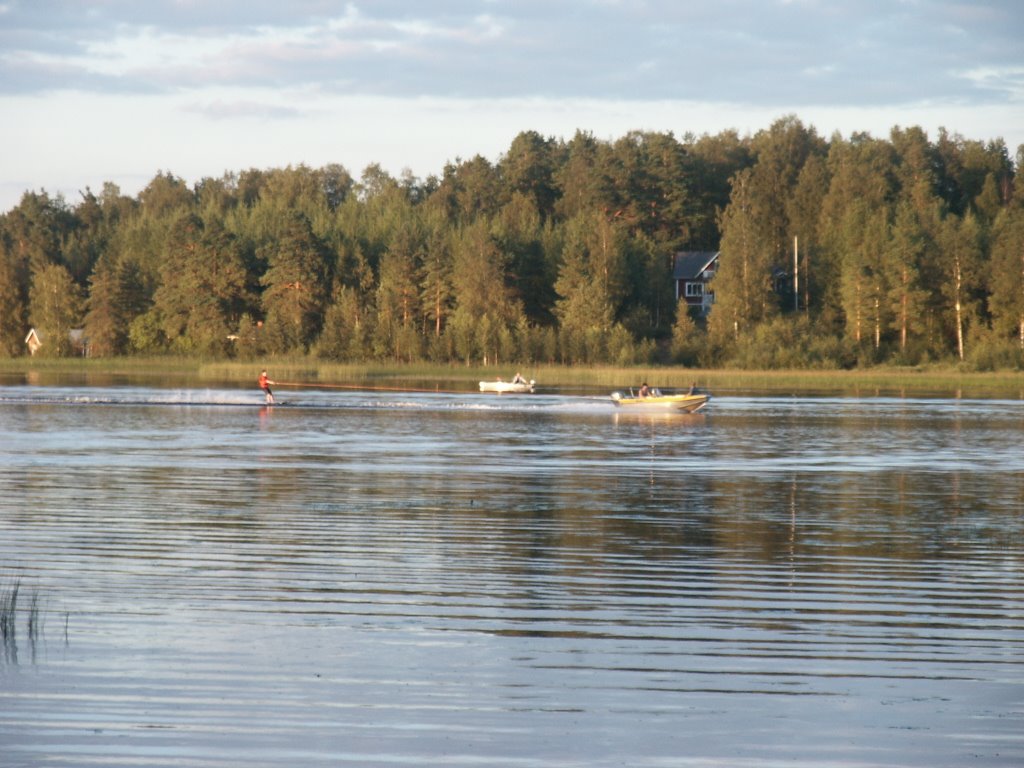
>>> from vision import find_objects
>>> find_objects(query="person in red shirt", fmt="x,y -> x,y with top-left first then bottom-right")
258,370 -> 275,404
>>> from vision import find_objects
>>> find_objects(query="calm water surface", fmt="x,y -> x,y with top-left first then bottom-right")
1,383 -> 1022,767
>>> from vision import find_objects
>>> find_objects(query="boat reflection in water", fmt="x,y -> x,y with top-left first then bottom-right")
612,409 -> 707,426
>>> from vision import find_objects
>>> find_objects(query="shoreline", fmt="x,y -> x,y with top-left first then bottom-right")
1,357 -> 1021,398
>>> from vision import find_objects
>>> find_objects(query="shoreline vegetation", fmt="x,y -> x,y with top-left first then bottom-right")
1,357 -> 1021,397
4,119 -> 1023,376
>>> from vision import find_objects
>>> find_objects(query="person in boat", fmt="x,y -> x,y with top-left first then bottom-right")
511,372 -> 526,385
638,382 -> 650,398
258,370 -> 276,404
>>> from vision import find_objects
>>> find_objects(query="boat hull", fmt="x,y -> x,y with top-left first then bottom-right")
479,380 -> 535,394
610,393 -> 709,413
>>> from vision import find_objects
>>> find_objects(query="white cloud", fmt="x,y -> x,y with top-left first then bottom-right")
0,1 -> 1021,212
959,66 -> 1024,100
184,99 -> 305,120
0,0 -> 1015,103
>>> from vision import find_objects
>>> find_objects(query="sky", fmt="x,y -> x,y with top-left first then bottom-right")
1,0 -> 1022,213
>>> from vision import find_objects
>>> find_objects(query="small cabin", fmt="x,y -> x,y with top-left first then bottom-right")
25,328 -> 43,355
673,251 -> 718,316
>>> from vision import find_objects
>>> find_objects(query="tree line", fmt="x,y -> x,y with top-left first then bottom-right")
1,115 -> 1022,369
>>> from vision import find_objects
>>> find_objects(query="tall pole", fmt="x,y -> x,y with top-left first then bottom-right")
793,235 -> 799,312
804,241 -> 810,314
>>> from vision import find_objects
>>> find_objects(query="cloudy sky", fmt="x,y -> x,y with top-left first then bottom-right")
1,0 -> 1022,212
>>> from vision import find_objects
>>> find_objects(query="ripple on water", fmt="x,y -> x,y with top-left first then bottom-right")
1,388 -> 1022,767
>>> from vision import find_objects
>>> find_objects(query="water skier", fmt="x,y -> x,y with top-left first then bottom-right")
258,370 -> 276,404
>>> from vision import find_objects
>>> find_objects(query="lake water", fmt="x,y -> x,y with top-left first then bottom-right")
1,382 -> 1022,767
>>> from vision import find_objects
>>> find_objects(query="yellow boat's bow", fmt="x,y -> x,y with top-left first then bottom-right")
610,390 -> 709,413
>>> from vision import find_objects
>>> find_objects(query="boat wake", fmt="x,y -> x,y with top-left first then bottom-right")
0,386 -> 616,415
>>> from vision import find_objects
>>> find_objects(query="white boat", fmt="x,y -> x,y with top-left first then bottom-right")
610,388 -> 709,413
479,378 -> 535,394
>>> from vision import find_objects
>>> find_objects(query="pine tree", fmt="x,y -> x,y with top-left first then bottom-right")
29,263 -> 83,357
988,205 -> 1024,350
838,205 -> 890,354
553,210 -> 626,363
492,192 -> 553,325
499,130 -> 559,221
318,285 -> 369,361
153,213 -> 204,346
0,239 -> 28,356
670,299 -> 702,365
84,257 -> 124,356
887,200 -> 930,356
709,169 -> 778,346
374,223 -> 423,361
259,211 -> 330,353
937,212 -> 982,360
786,155 -> 830,315
197,219 -> 251,346
418,208 -> 454,339
449,216 -> 523,362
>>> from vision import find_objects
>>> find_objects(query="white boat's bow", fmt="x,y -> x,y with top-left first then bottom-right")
479,379 -> 536,394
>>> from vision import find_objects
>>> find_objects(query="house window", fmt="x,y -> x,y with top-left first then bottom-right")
685,282 -> 704,298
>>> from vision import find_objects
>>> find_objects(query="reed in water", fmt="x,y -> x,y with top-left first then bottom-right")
1,578 -> 44,665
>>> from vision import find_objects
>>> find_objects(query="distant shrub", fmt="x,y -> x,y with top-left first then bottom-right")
964,333 -> 1024,371
728,316 -> 848,369
670,304 -> 704,366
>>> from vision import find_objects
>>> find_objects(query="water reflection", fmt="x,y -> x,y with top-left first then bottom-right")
0,385 -> 1022,767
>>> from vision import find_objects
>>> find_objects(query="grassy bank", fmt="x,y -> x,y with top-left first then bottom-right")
1,357 -> 1022,397
516,364 -> 1024,397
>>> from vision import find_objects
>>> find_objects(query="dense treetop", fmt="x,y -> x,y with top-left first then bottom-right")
2,117 -> 1022,369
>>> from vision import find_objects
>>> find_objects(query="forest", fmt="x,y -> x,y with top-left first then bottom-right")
1,115 -> 1022,370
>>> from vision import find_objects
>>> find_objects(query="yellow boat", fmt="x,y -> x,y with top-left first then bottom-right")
610,388 -> 709,413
